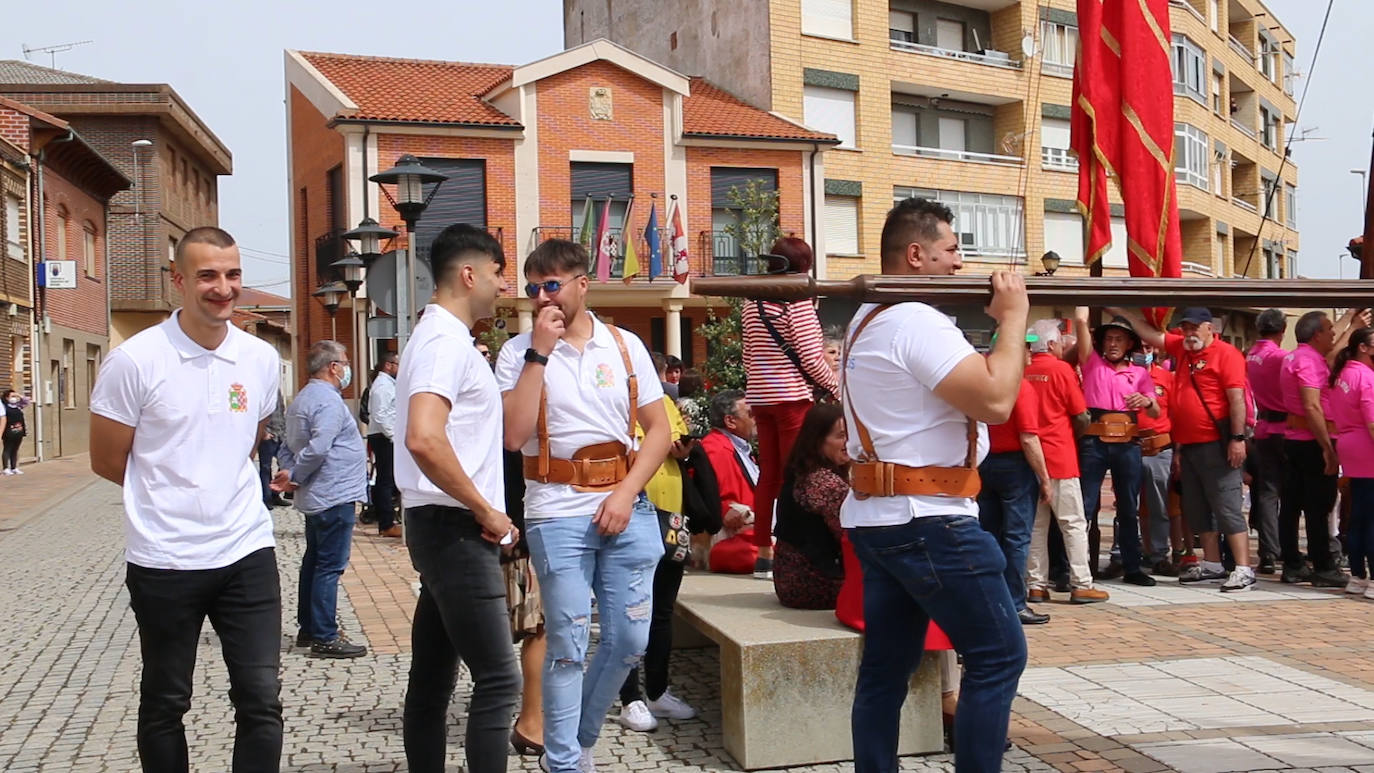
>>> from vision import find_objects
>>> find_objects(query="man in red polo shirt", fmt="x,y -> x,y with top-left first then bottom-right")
979,334 -> 1054,624
1023,320 -> 1107,604
1112,307 -> 1253,591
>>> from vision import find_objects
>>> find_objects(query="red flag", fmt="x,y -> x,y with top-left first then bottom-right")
668,196 -> 690,284
1072,0 -> 1182,328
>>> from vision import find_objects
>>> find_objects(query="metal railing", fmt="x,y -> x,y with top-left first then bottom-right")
315,229 -> 346,282
530,225 -> 676,279
1232,195 -> 1259,213
1230,117 -> 1257,139
892,144 -> 1024,166
1169,0 -> 1206,25
1041,61 -> 1074,78
1229,34 -> 1254,62
1181,260 -> 1216,276
698,231 -> 773,276
1041,147 -> 1078,171
888,39 -> 1021,69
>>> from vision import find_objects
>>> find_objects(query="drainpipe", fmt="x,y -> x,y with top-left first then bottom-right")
808,142 -> 821,283
29,130 -> 78,461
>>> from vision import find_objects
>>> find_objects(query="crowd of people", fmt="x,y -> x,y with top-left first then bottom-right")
80,195 -> 1374,773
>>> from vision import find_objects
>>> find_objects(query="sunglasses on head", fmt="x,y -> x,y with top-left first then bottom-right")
524,274 -> 584,298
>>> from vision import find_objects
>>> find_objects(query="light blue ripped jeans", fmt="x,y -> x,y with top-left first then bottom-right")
526,497 -> 664,772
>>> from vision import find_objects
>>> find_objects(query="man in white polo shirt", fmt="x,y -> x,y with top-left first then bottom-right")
89,226 -> 283,772
394,224 -> 520,773
843,198 -> 1029,773
497,238 -> 670,773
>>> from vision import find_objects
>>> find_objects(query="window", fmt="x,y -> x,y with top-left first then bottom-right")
1174,123 -> 1209,191
1209,0 -> 1219,31
823,195 -> 859,255
4,194 -> 19,260
801,0 -> 852,39
1172,36 -> 1207,104
1259,35 -> 1278,82
1042,21 -> 1078,75
55,207 -> 68,263
889,10 -> 915,43
1043,212 -> 1085,265
1282,51 -> 1296,95
1261,174 -> 1278,217
1103,217 -> 1129,269
893,187 -> 1024,258
85,344 -> 100,402
1212,150 -> 1225,196
1259,105 -> 1277,149
62,339 -> 74,409
935,19 -> 965,52
1284,183 -> 1297,228
415,158 -> 487,262
804,85 -> 856,149
82,222 -> 96,277
1211,72 -> 1225,114
891,106 -> 918,150
1214,233 -> 1225,275
1287,249 -> 1298,278
937,116 -> 967,152
709,167 -> 778,264
1040,117 -> 1074,170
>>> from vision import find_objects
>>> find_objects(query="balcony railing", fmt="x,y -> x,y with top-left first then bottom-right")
1230,117 -> 1257,139
1181,260 -> 1216,276
892,144 -> 1024,166
698,232 -> 775,276
1041,60 -> 1074,78
1169,0 -> 1206,25
315,229 -> 346,283
1041,147 -> 1078,171
1229,34 -> 1255,62
531,225 -> 682,279
1232,194 -> 1259,213
888,39 -> 1021,69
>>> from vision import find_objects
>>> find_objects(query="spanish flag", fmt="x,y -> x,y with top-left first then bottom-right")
1072,0 -> 1182,328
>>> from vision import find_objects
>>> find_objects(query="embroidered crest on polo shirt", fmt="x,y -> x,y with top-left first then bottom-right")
594,363 -> 614,388
228,383 -> 249,413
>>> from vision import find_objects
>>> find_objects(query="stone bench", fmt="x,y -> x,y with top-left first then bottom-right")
672,572 -> 943,770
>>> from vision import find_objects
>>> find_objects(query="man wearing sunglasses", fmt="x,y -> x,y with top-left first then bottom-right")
497,239 -> 671,773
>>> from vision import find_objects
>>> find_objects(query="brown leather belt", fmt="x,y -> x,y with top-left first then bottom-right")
1138,429 -> 1172,456
849,461 -> 981,499
524,441 -> 629,492
1085,411 -> 1137,443
1285,415 -> 1335,434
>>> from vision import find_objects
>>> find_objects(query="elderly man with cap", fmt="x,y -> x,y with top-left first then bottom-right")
1112,306 -> 1254,591
1071,307 -> 1159,586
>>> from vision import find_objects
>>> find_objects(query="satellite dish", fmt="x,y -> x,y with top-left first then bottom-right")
1021,33 -> 1036,58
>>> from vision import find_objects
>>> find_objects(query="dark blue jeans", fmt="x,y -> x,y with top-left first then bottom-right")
977,452 -> 1038,610
257,436 -> 279,505
1078,436 -> 1145,574
848,515 -> 1027,773
298,502 -> 355,642
1349,478 -> 1374,580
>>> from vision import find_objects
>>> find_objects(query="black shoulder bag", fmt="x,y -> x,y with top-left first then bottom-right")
754,300 -> 831,398
1183,359 -> 1236,453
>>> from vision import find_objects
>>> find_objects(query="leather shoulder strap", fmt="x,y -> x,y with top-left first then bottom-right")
536,387 -> 550,482
604,322 -> 639,464
842,305 -> 890,462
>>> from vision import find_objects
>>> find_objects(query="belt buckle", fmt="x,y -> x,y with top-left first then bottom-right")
880,462 -> 896,497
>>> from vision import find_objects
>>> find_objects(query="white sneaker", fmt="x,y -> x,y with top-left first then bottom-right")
1220,566 -> 1256,592
618,700 -> 658,732
646,689 -> 697,719
2,469 -> 12,475
1364,583 -> 1374,601
12,468 -> 21,475
1347,577 -> 1370,595
579,747 -> 597,773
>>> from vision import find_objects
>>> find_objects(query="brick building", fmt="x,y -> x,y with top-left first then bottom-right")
566,0 -> 1300,346
0,96 -> 128,460
0,60 -> 233,345
235,288 -> 295,400
285,40 -> 836,393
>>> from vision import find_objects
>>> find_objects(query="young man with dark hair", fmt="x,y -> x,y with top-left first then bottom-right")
497,238 -> 670,773
845,198 -> 1029,772
90,225 -> 285,771
395,223 -> 521,773
1247,308 -> 1289,574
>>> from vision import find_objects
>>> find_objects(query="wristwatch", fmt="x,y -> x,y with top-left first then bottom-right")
524,348 -> 549,366
1230,434 -> 1246,442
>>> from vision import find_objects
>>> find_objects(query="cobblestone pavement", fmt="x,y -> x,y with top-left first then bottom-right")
6,461 -> 1374,772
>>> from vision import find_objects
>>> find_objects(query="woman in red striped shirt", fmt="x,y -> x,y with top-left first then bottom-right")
740,237 -> 839,579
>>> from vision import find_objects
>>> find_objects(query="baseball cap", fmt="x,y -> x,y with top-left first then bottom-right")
1178,307 -> 1213,325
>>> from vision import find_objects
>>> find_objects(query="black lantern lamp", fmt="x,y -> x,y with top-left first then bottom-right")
342,216 -> 399,265
331,252 -> 366,296
313,281 -> 348,316
369,154 -> 447,229
1037,250 -> 1061,276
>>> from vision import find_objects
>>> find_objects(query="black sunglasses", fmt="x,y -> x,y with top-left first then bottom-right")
524,274 -> 585,298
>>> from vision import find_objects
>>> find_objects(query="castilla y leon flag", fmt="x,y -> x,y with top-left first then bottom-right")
1072,0 -> 1182,328
668,197 -> 690,284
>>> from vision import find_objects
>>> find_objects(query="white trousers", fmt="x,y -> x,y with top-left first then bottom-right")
1027,477 -> 1095,590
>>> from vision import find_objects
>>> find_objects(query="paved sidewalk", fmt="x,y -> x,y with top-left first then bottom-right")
5,457 -> 1374,772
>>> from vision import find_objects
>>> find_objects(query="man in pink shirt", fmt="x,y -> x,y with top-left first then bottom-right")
1246,309 -> 1288,575
1278,311 -> 1344,587
1072,308 -> 1160,586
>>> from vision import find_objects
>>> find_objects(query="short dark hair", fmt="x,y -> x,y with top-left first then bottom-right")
785,402 -> 846,479
174,226 -> 235,265
429,224 -> 505,284
678,368 -> 703,399
1294,310 -> 1328,343
1257,308 -> 1287,336
665,354 -> 682,371
651,351 -> 667,374
525,238 -> 589,278
709,389 -> 746,429
880,197 -> 953,272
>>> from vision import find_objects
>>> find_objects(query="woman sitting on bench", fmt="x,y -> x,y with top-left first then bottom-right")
773,402 -> 848,609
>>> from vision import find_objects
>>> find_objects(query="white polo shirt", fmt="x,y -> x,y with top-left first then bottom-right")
496,313 -> 663,519
839,302 -> 988,528
393,304 -> 504,511
90,311 -> 280,570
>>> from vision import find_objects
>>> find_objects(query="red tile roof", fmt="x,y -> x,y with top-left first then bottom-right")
682,78 -> 836,143
238,287 -> 290,307
299,52 -> 518,127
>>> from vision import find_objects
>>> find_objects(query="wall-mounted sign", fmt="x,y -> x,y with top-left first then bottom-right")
37,261 -> 77,289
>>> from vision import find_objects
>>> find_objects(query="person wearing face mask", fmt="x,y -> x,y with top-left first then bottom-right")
1,389 -> 26,475
274,340 -> 369,658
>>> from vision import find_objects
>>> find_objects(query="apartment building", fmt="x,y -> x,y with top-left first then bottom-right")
566,0 -> 1301,318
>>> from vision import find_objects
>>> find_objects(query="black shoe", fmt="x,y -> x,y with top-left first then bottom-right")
1151,560 -> 1179,577
294,629 -> 311,647
1100,560 -> 1125,580
1017,607 -> 1050,625
1258,557 -> 1277,575
1281,565 -> 1312,584
1123,571 -> 1157,587
310,636 -> 367,658
1311,569 -> 1349,588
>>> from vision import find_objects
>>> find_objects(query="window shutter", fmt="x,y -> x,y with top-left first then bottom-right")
1043,212 -> 1084,265
414,158 -> 488,261
801,0 -> 852,39
891,109 -> 918,148
823,195 -> 859,255
710,168 -> 778,208
1040,118 -> 1070,150
1103,217 -> 1129,268
935,19 -> 965,51
937,117 -> 967,152
803,86 -> 856,148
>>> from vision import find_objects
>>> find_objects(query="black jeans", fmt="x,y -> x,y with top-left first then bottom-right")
2,431 -> 22,470
368,435 -> 396,531
124,547 -> 283,773
1251,434 -> 1285,562
619,554 -> 686,704
1280,439 -> 1338,571
257,436 -> 279,505
403,506 -> 521,773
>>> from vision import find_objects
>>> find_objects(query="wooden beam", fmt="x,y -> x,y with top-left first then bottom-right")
691,274 -> 1374,309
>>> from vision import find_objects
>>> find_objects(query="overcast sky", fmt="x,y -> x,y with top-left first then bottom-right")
1,0 -> 1368,295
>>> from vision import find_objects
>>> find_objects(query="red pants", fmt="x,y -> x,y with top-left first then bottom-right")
751,400 -> 812,548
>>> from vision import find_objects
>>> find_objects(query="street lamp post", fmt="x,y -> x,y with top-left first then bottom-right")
370,155 -> 447,350
1034,251 -> 1061,277
313,281 -> 347,340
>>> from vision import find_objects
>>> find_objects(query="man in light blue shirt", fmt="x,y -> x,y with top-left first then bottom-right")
275,340 -> 369,658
